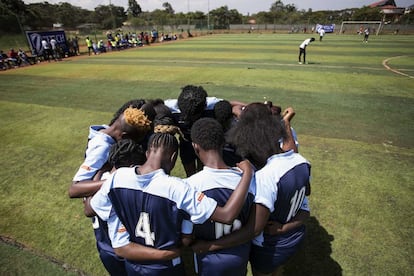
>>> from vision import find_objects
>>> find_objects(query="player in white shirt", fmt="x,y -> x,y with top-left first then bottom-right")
298,37 -> 315,64
185,118 -> 256,275
318,28 -> 325,41
69,103 -> 153,275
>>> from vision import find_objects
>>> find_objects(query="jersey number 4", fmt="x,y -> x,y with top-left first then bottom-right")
135,212 -> 155,246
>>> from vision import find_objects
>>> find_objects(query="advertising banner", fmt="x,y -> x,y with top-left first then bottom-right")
26,30 -> 68,55
315,24 -> 335,33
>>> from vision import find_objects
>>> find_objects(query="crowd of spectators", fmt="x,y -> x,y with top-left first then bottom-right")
0,48 -> 35,70
0,29 -> 182,71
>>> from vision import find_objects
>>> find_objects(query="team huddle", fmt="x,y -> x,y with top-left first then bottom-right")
69,85 -> 312,276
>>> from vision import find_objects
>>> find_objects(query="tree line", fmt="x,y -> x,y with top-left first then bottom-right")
0,0 -> 412,34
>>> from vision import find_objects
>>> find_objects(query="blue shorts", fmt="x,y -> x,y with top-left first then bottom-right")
98,248 -> 127,275
125,257 -> 185,276
249,228 -> 305,274
195,242 -> 250,276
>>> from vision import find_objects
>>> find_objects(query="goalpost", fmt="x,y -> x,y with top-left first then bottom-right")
339,21 -> 382,35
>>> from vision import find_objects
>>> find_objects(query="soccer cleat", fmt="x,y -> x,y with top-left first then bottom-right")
298,62 -> 302,64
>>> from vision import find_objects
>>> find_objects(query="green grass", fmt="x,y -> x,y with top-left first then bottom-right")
0,33 -> 413,275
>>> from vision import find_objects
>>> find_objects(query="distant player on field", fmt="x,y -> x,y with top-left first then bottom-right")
298,37 -> 315,64
318,28 -> 325,41
363,28 -> 370,43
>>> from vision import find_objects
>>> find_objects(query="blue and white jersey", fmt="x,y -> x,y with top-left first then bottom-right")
91,167 -> 218,247
72,125 -> 115,182
185,166 -> 255,240
279,126 -> 299,152
253,150 -> 310,247
72,125 -> 124,275
185,166 -> 256,276
164,97 -> 222,114
165,97 -> 223,146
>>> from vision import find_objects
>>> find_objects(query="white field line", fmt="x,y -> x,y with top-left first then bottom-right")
382,56 -> 414,79
94,58 -> 387,71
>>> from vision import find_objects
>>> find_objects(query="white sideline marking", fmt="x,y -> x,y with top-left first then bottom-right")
382,56 -> 414,79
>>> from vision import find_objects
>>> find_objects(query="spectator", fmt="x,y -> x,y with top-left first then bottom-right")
18,48 -> 31,66
50,36 -> 59,61
41,38 -> 52,62
85,36 -> 95,56
8,48 -> 20,67
72,36 -> 80,55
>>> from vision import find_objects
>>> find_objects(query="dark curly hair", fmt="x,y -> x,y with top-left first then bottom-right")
148,98 -> 176,127
228,103 -> 286,169
108,139 -> 146,169
213,100 -> 233,132
177,85 -> 207,123
191,117 -> 224,151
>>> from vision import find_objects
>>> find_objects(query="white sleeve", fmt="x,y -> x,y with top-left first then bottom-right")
90,175 -> 114,221
179,186 -> 217,224
164,99 -> 180,113
205,97 -> 222,110
72,140 -> 109,181
254,171 -> 277,213
107,213 -> 131,248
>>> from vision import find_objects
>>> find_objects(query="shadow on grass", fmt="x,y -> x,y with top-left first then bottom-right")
283,216 -> 342,275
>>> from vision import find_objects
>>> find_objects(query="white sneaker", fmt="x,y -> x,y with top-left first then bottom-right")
298,62 -> 302,64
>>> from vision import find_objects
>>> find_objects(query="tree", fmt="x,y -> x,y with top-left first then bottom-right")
55,2 -> 90,29
127,0 -> 141,18
0,0 -> 27,33
162,2 -> 174,15
352,6 -> 382,21
270,0 -> 285,12
92,4 -> 126,29
210,6 -> 242,29
25,2 -> 56,29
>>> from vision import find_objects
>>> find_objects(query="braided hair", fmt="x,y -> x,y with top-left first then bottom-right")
147,132 -> 179,154
108,139 -> 146,169
149,98 -> 186,140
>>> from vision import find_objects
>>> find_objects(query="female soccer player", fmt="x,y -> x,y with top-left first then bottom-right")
89,132 -> 253,275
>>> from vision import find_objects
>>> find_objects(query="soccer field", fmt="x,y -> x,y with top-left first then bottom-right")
0,33 -> 413,275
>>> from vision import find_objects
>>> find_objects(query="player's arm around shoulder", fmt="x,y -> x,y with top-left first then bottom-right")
209,159 -> 254,224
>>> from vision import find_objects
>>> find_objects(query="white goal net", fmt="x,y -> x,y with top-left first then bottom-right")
339,21 -> 382,35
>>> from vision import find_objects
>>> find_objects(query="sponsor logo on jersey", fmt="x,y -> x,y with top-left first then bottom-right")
81,164 -> 92,171
118,224 -> 127,233
197,192 -> 205,202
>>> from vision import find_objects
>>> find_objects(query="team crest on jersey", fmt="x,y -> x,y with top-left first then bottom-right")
197,192 -> 205,202
81,164 -> 92,171
117,224 -> 127,233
